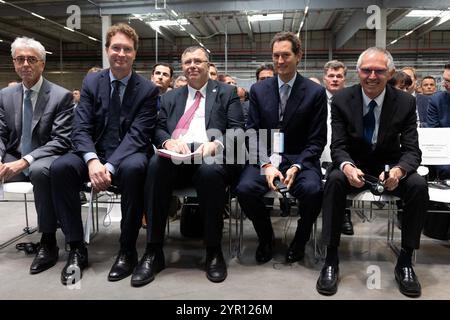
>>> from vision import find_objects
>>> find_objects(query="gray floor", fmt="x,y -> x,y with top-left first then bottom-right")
1,194 -> 449,300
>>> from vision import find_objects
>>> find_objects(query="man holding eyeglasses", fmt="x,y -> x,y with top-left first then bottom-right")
0,37 -> 74,275
427,63 -> 450,179
50,23 -> 158,285
131,46 -> 244,287
317,47 -> 428,298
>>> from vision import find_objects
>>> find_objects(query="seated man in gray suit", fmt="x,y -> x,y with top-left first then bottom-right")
0,37 -> 74,274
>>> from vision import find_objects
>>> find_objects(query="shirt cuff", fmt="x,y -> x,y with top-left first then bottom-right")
290,164 -> 302,171
22,155 -> 34,165
260,162 -> 271,169
105,163 -> 115,175
340,161 -> 355,171
83,152 -> 98,164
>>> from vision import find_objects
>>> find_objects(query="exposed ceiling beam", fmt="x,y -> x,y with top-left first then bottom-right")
188,16 -> 215,37
387,9 -> 410,27
335,9 -> 367,48
325,10 -> 340,30
1,1 -> 449,16
416,16 -> 442,38
0,18 -> 60,49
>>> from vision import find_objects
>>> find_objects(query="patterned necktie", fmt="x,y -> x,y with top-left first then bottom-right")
173,90 -> 203,139
279,83 -> 290,121
21,89 -> 33,157
363,100 -> 377,145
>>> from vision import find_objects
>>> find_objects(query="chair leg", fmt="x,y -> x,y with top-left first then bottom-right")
0,193 -> 37,250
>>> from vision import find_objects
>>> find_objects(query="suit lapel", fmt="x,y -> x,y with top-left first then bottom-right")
99,71 -> 111,127
31,79 -> 50,133
173,86 -> 189,128
121,72 -> 138,123
281,73 -> 306,128
377,86 -> 397,146
351,85 -> 365,138
14,85 -> 23,134
205,79 -> 217,128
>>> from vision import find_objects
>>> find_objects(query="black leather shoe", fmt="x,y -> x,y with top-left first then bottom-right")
286,240 -> 305,263
108,250 -> 138,282
205,250 -> 227,283
61,247 -> 88,286
341,211 -> 354,235
130,251 -> 165,287
395,265 -> 421,297
316,264 -> 339,296
255,242 -> 272,263
30,244 -> 59,274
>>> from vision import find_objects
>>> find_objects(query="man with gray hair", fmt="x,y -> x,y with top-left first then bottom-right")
0,37 -> 74,274
316,47 -> 428,298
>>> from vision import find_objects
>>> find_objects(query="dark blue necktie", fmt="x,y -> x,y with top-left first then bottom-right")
104,80 -> 122,158
363,100 -> 377,145
21,89 -> 33,156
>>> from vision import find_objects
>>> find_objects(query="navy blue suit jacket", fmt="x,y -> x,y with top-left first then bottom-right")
427,91 -> 450,128
247,74 -> 327,174
72,69 -> 159,168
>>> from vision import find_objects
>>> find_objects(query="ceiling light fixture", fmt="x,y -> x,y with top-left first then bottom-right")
248,13 -> 283,22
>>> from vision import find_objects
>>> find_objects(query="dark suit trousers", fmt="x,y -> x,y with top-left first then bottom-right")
50,152 -> 148,248
236,165 -> 323,245
3,153 -> 59,233
322,169 -> 429,249
145,155 -> 234,247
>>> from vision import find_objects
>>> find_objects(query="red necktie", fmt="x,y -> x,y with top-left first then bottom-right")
173,90 -> 203,139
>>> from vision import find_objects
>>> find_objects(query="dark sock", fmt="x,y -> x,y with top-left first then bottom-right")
397,247 -> 414,267
69,241 -> 85,251
40,232 -> 56,246
325,246 -> 339,266
145,243 -> 162,254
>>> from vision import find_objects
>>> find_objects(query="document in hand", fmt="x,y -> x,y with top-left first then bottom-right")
157,149 -> 202,161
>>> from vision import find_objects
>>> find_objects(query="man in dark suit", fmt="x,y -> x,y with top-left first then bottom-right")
0,37 -> 73,275
427,63 -> 450,179
236,32 -> 327,264
131,46 -> 244,287
316,47 -> 428,298
50,23 -> 158,285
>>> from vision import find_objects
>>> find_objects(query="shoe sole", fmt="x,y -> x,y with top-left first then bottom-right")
394,272 -> 421,298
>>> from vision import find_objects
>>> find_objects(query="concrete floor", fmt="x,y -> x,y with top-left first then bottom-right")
0,194 -> 449,300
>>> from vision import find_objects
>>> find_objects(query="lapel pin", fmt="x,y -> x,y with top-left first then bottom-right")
212,89 -> 217,92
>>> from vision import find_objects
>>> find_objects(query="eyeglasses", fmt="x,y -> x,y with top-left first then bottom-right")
182,59 -> 208,67
359,68 -> 388,76
442,78 -> 450,86
13,56 -> 41,65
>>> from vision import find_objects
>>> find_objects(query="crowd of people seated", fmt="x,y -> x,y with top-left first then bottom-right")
3,21 -> 450,298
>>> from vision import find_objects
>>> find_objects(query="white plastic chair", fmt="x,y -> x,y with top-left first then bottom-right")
0,182 -> 37,249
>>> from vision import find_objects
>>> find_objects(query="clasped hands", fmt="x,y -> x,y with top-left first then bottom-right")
342,164 -> 403,191
0,159 -> 29,181
87,159 -> 112,193
264,164 -> 299,191
164,139 -> 219,157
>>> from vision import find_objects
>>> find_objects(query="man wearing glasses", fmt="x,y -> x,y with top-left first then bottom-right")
316,47 -> 428,298
427,63 -> 450,179
131,46 -> 244,287
0,37 -> 74,275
